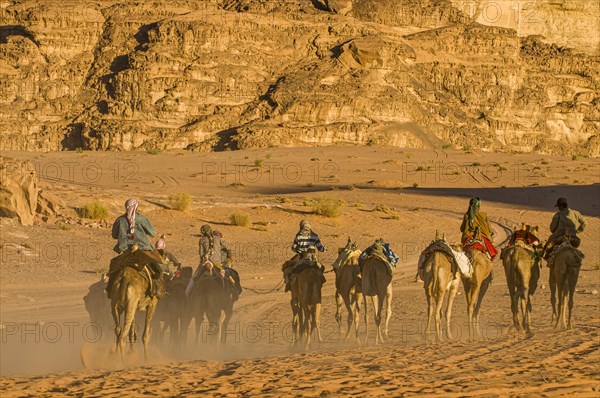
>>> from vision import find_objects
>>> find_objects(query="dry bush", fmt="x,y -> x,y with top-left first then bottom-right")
312,197 -> 342,218
169,193 -> 193,211
80,202 -> 108,219
230,212 -> 250,226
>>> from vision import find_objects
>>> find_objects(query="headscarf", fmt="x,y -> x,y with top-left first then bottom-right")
200,224 -> 213,236
155,239 -> 165,250
467,197 -> 480,230
200,224 -> 214,256
125,198 -> 138,239
299,220 -> 312,237
213,230 -> 223,238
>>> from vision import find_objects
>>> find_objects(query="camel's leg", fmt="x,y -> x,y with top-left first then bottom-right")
373,295 -> 384,345
303,305 -> 312,350
335,292 -> 343,338
216,310 -> 225,347
353,293 -> 362,344
444,277 -> 460,340
143,303 -> 156,361
520,278 -> 531,333
462,279 -> 475,341
129,320 -> 137,352
180,311 -> 192,353
119,301 -> 138,362
363,295 -> 369,346
507,267 -> 520,331
473,275 -> 491,339
383,286 -> 393,340
466,284 -> 480,341
291,298 -> 299,346
342,294 -> 354,341
111,304 -> 121,353
297,305 -> 305,347
554,270 -> 567,330
221,301 -> 234,344
566,267 -> 580,330
510,289 -> 520,332
425,288 -> 434,342
549,268 -> 557,324
315,303 -> 323,343
194,312 -> 203,347
434,284 -> 445,342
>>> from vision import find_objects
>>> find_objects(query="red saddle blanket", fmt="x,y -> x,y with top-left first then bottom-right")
463,235 -> 498,260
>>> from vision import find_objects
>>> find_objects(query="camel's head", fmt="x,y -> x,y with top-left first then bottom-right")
529,225 -> 538,234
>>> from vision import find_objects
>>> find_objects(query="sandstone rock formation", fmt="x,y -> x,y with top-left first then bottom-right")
0,157 -> 64,225
0,0 -> 598,155
0,158 -> 39,225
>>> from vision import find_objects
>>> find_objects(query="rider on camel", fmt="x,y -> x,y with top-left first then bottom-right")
460,197 -> 498,261
186,224 -> 241,298
283,220 -> 326,292
106,198 -> 166,298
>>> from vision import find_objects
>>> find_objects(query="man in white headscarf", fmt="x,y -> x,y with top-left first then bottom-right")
107,199 -> 164,298
111,198 -> 156,253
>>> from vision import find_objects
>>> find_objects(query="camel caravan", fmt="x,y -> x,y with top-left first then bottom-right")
83,196 -> 586,362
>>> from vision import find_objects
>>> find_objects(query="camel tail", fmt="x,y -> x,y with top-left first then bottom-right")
118,273 -> 128,304
432,253 -> 439,295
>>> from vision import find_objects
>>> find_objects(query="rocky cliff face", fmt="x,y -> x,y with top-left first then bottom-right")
0,0 -> 598,155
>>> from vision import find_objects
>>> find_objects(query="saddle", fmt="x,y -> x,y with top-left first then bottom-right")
549,240 -> 584,262
501,240 -> 540,261
419,240 -> 458,272
165,266 -> 193,290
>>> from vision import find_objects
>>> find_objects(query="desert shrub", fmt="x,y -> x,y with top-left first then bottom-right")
80,202 -> 108,219
312,197 -> 342,218
230,212 -> 250,227
147,149 -> 160,155
56,221 -> 71,231
374,204 -> 392,214
169,193 -> 192,211
255,159 -> 264,168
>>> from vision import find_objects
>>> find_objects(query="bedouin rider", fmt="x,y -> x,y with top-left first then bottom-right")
359,238 -> 399,271
154,236 -> 181,273
543,197 -> 586,264
460,197 -> 498,261
283,220 -> 326,292
106,198 -> 166,298
186,224 -> 242,298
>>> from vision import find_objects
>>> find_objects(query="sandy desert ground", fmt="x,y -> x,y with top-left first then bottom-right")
1,147 -> 599,396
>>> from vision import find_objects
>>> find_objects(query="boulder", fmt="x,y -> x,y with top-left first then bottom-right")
338,36 -> 385,69
0,158 -> 39,226
325,0 -> 353,15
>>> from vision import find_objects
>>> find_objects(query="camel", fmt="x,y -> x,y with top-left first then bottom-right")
190,263 -> 238,346
461,249 -> 493,341
110,266 -> 158,361
153,267 -> 193,353
420,235 -> 461,342
332,238 -> 363,343
291,264 -> 324,349
502,243 -> 540,333
83,274 -> 114,339
361,256 -> 393,345
549,242 -> 584,330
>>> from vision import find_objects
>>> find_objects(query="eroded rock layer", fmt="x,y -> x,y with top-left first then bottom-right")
0,0 -> 598,155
